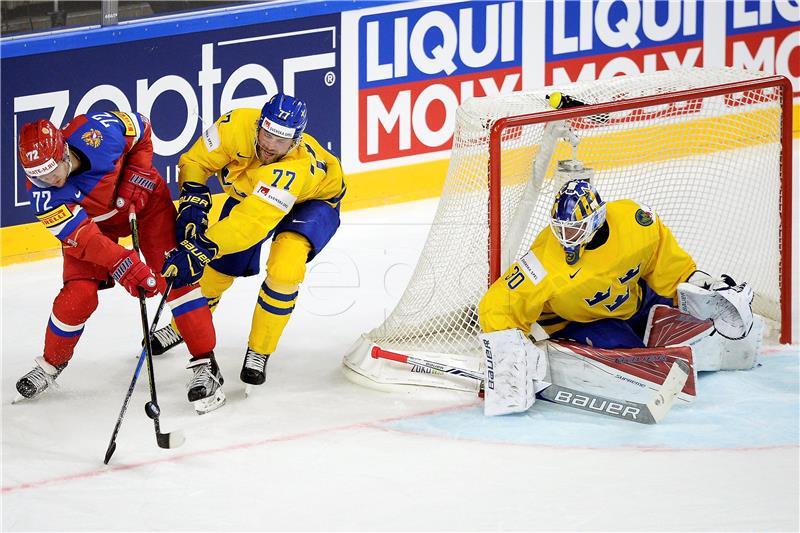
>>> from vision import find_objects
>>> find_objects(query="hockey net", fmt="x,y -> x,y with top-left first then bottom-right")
343,68 -> 793,392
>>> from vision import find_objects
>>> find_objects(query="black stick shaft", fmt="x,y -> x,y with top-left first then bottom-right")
103,283 -> 172,464
128,210 -> 163,440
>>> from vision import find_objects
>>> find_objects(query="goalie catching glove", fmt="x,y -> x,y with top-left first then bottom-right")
479,329 -> 548,416
678,271 -> 754,340
162,234 -> 218,289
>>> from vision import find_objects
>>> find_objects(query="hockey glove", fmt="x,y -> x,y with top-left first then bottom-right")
162,234 -> 218,289
679,271 -> 754,340
116,166 -> 157,213
111,250 -> 158,298
479,329 -> 548,417
176,182 -> 212,241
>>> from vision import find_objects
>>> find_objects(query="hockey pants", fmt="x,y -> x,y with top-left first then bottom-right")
200,231 -> 312,355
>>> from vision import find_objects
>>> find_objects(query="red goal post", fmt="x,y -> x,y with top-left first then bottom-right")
488,75 -> 793,344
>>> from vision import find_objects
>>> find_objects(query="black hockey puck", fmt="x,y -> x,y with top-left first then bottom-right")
145,401 -> 160,419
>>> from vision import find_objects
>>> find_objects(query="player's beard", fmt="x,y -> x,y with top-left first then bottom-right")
257,145 -> 283,165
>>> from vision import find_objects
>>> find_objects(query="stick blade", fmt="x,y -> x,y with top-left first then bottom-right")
647,360 -> 690,423
157,430 -> 185,449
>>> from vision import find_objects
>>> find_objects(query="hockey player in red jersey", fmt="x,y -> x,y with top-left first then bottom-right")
15,112 -> 216,403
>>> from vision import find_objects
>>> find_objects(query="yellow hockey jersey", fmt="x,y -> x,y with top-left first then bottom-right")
478,199 -> 696,335
178,108 -> 345,256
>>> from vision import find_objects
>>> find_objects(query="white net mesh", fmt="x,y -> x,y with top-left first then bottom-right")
344,68 -> 789,389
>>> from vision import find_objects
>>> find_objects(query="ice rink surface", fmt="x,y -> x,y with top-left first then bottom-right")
2,141 -> 799,531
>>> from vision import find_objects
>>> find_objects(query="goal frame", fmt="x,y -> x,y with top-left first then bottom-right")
487,75 -> 794,344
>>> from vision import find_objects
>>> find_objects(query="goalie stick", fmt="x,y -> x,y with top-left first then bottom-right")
371,346 -> 689,424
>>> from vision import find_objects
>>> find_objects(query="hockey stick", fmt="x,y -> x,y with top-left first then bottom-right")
371,346 -> 483,380
103,279 -> 177,463
104,210 -> 184,463
128,209 -> 185,451
371,346 -> 689,424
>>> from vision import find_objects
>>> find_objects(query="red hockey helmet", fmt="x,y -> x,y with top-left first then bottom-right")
18,119 -> 65,177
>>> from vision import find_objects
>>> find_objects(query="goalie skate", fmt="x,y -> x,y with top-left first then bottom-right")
186,355 -> 225,414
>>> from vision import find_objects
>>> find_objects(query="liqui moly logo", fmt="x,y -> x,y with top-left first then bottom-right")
725,0 -> 799,94
357,1 -> 522,162
546,0 -> 704,84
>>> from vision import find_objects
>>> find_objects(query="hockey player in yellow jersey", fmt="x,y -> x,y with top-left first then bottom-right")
161,93 -> 345,413
477,175 -> 761,417
480,178 -> 696,347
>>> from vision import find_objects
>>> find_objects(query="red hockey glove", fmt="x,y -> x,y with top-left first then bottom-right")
116,166 -> 157,213
111,250 -> 158,298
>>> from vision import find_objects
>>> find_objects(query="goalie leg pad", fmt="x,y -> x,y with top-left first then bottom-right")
544,340 -> 696,404
644,304 -> 714,348
691,315 -> 763,371
479,329 -> 547,416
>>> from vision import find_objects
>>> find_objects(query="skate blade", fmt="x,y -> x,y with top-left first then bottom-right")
244,384 -> 253,398
12,394 -> 28,404
192,387 -> 226,415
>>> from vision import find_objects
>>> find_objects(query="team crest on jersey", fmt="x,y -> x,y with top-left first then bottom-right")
635,208 -> 654,226
81,128 -> 103,148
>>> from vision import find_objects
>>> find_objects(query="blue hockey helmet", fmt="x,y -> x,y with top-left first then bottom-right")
550,179 -> 606,264
258,92 -> 308,145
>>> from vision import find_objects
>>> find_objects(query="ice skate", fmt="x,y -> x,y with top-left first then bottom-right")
186,354 -> 225,414
14,357 -> 67,402
149,324 -> 184,355
241,348 -> 270,397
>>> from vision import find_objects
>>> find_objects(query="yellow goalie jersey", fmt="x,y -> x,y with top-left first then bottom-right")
478,199 -> 696,335
178,108 -> 345,256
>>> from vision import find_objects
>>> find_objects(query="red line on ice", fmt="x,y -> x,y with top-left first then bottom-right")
1,402 -> 478,494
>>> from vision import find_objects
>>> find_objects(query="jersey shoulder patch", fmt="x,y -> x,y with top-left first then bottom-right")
202,123 -> 221,151
634,202 -> 656,227
36,204 -> 74,228
110,111 -> 140,137
518,250 -> 548,285
252,182 -> 297,213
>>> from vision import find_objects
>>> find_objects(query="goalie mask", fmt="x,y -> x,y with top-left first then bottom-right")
550,179 -> 606,265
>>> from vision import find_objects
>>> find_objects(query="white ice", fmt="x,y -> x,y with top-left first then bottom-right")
2,142 -> 799,531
